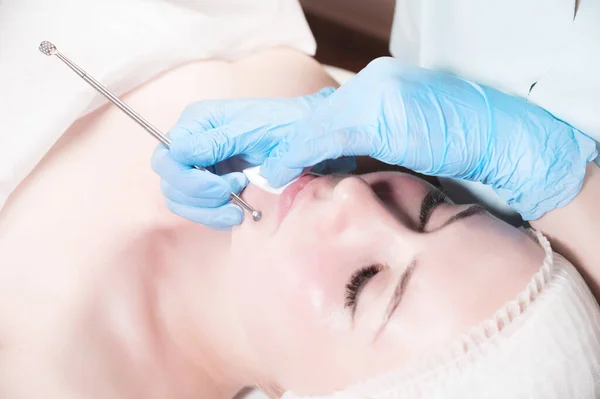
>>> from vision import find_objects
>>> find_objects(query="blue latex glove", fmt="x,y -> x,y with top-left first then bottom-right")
262,57 -> 598,220
151,88 -> 355,229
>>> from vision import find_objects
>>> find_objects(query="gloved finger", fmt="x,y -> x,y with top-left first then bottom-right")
165,199 -> 244,230
161,180 -> 223,208
177,101 -> 226,131
170,126 -> 238,166
158,136 -> 218,173
309,86 -> 336,100
164,101 -> 227,148
260,156 -> 304,188
311,157 -> 357,175
261,129 -> 370,185
167,124 -> 194,141
160,172 -> 247,208
151,144 -> 233,200
278,128 -> 373,169
170,124 -> 280,168
220,172 -> 248,194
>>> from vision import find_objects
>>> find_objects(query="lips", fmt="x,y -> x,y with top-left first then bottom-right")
277,174 -> 318,223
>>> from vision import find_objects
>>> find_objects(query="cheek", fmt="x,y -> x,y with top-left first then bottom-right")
231,240 -> 352,371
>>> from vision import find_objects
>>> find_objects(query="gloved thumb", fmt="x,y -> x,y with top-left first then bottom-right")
170,123 -> 275,167
260,155 -> 304,188
268,127 -> 372,172
288,86 -> 337,114
309,86 -> 336,100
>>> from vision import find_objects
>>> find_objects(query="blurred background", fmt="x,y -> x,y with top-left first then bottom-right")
300,0 -> 394,72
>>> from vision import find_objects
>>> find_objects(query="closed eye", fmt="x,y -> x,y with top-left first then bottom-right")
421,189 -> 486,232
345,265 -> 382,317
419,189 -> 450,231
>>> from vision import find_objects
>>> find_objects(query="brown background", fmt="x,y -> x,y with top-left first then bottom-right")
301,0 -> 394,73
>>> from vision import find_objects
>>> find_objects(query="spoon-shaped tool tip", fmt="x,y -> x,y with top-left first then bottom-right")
39,41 -> 57,56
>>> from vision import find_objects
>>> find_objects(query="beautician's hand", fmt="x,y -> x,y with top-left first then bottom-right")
262,57 -> 598,220
151,88 -> 354,229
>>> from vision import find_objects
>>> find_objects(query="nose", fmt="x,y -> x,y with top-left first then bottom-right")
313,176 -> 371,236
317,176 -> 423,263
321,176 -> 396,234
332,175 -> 374,205
326,175 -> 423,235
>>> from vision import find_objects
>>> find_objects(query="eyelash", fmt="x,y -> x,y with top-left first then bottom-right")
345,264 -> 383,309
419,189 -> 450,230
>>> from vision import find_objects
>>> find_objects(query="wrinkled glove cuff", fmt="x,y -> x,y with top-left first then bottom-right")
495,131 -> 598,221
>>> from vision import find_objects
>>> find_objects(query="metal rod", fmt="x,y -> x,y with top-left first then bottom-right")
39,41 -> 262,222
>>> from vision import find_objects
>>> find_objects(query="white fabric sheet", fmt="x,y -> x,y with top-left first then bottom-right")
0,0 -> 316,213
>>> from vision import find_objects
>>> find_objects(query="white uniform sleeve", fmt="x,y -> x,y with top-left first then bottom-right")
390,0 -> 599,146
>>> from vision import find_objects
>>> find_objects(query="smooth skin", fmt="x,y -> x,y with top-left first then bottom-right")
532,163 -> 600,300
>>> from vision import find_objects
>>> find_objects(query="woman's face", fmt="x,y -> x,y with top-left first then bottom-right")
229,172 -> 544,395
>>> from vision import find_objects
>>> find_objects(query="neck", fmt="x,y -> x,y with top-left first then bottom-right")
154,222 -> 253,398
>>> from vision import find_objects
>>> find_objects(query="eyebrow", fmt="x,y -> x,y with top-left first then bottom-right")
419,189 -> 486,231
374,259 -> 417,341
441,204 -> 486,228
